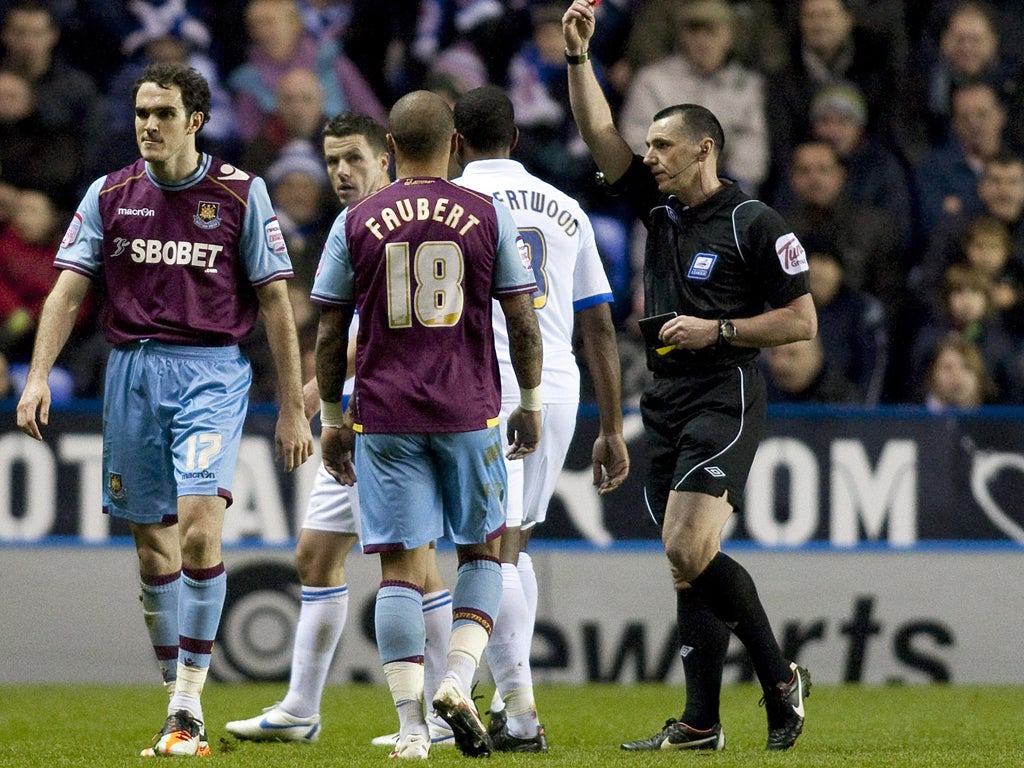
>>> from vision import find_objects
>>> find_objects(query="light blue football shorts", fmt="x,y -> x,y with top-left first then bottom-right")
354,426 -> 508,553
102,341 -> 251,524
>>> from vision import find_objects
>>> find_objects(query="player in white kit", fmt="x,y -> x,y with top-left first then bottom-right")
452,85 -> 631,751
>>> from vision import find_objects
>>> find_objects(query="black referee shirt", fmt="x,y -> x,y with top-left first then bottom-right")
613,156 -> 811,377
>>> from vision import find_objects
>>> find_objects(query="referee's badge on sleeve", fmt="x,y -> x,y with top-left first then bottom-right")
776,233 -> 808,274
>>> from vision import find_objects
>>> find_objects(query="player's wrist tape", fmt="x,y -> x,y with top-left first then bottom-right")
519,386 -> 543,411
320,399 -> 345,427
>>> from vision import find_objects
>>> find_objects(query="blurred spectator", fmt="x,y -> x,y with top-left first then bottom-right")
424,69 -> 463,108
0,0 -> 103,181
807,80 -> 914,249
764,336 -> 862,404
240,67 -> 326,176
624,0 -> 789,76
332,2 -> 421,104
409,0 -> 530,86
779,140 -> 906,323
960,214 -> 1024,337
227,0 -> 384,144
0,188 -> 59,357
425,38 -> 487,103
913,150 -> 1024,304
766,0 -> 907,200
907,1 -> 1024,150
118,0 -> 212,58
914,79 -> 1008,237
920,332 -> 997,410
909,1 -> 1024,66
296,0 -> 354,42
910,262 -> 1023,403
0,188 -> 91,397
243,139 -> 332,402
265,139 -> 332,281
506,3 -> 597,198
806,249 -> 889,405
103,31 -> 238,167
0,67 -> 84,210
620,0 -> 769,193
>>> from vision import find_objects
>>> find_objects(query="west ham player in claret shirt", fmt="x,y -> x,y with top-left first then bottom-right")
16,62 -> 313,757
312,90 -> 543,759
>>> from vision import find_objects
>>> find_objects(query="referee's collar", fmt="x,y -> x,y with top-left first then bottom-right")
665,179 -> 739,221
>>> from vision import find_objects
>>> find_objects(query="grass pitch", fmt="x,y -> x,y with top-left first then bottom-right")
2,682 -> 1022,767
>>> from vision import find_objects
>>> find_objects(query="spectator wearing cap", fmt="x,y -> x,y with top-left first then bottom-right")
619,0 -> 770,194
265,139 -> 332,283
808,80 -> 915,249
765,0 -> 907,202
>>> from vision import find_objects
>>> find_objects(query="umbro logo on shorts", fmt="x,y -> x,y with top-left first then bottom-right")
704,466 -> 726,477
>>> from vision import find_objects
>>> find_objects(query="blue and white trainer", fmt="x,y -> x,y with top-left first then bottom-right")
224,703 -> 321,743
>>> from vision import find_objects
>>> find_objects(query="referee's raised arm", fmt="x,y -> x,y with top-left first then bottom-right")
562,0 -> 633,185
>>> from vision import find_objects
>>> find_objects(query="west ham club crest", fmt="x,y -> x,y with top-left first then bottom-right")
194,201 -> 222,230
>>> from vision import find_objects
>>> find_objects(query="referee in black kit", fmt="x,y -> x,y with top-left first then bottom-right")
562,0 -> 816,753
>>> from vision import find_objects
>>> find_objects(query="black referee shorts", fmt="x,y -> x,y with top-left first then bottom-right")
639,362 -> 766,526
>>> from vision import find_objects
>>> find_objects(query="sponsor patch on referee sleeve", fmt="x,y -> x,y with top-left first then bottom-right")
775,233 -> 808,275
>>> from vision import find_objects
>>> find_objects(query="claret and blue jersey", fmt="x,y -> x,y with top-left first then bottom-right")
55,153 -> 294,347
311,176 -> 537,434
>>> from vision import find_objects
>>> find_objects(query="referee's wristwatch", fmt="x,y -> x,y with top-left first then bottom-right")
718,318 -> 737,345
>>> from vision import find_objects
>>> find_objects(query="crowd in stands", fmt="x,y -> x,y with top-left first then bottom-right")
3,0 -> 1024,411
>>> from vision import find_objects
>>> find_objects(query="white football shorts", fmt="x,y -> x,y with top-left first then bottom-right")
301,461 -> 361,534
501,401 -> 578,529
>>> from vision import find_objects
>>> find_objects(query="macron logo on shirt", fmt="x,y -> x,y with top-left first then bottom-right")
117,207 -> 156,217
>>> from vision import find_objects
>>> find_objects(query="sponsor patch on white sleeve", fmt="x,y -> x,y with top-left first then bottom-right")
775,233 -> 808,275
265,217 -> 287,255
60,213 -> 82,248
